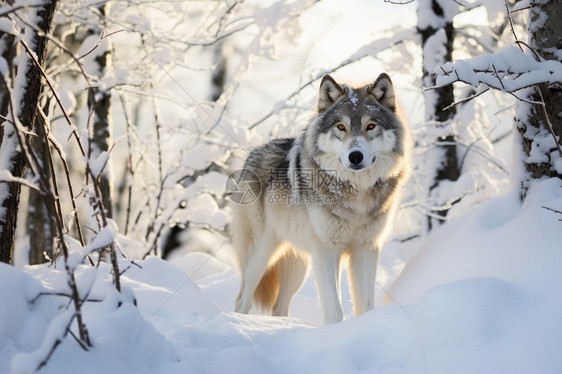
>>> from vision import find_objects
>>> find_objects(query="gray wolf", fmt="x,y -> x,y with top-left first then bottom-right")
230,73 -> 411,324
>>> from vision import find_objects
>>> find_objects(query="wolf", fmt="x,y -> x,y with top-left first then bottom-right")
230,73 -> 411,324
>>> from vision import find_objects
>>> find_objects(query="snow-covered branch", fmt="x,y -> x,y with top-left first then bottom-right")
431,46 -> 562,93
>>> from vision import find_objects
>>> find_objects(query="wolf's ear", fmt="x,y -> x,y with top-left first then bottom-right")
369,73 -> 396,111
318,75 -> 344,112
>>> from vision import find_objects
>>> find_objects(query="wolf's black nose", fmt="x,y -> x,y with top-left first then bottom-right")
348,151 -> 363,165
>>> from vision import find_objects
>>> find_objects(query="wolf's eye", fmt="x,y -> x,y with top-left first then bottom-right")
336,123 -> 346,131
366,122 -> 377,130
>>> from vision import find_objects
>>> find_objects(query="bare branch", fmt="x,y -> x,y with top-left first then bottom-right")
536,86 -> 562,157
542,205 -> 562,220
17,37 -> 87,156
515,40 -> 541,61
249,29 -> 416,130
505,0 -> 523,51
0,172 -> 40,191
0,2 -> 43,18
442,87 -> 490,111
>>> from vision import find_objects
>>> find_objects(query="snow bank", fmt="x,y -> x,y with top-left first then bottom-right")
3,179 -> 562,373
388,178 -> 562,304
5,261 -> 180,374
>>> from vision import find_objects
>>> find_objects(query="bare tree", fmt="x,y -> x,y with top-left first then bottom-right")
27,106 -> 55,264
87,3 -> 114,218
0,0 -> 59,264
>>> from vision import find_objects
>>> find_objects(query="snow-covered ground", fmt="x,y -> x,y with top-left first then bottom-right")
2,178 -> 562,373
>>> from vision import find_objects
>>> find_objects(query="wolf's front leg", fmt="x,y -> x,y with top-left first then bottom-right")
348,245 -> 379,316
313,249 -> 344,324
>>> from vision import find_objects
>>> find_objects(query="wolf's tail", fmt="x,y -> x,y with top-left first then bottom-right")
253,250 -> 309,313
253,263 -> 280,311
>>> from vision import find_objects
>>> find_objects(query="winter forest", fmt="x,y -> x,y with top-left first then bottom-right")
0,0 -> 561,372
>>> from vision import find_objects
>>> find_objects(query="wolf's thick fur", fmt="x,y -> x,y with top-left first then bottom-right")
232,73 -> 411,324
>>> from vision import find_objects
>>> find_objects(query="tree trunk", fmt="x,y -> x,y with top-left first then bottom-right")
418,0 -> 459,229
87,4 -> 114,219
211,42 -> 227,102
515,1 -> 562,199
161,43 -> 228,258
0,33 -> 18,143
27,112 -> 54,265
0,0 -> 60,264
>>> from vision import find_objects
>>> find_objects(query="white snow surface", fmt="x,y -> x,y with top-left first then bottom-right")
1,178 -> 562,373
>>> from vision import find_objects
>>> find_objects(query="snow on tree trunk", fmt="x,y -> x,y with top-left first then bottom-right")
515,0 -> 562,198
0,33 -> 17,143
87,4 -> 114,218
417,0 -> 459,229
0,0 -> 59,264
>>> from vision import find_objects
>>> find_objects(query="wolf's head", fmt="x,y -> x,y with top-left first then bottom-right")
306,73 -> 409,186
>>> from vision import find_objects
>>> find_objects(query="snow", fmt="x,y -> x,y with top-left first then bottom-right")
434,46 -> 562,93
1,179 -> 562,373
82,219 -> 118,254
0,18 -> 14,34
88,151 -> 110,179
342,84 -> 359,108
388,178 -> 562,304
2,0 -> 561,372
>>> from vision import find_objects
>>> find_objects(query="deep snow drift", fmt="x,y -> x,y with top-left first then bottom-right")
1,178 -> 562,374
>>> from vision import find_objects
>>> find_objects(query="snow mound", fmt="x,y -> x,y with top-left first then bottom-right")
387,178 -> 562,304
0,264 -> 56,374
5,261 -> 180,374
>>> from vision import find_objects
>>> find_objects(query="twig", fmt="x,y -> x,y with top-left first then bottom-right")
77,29 -> 124,60
542,205 -> 562,221
117,93 -> 136,236
68,330 -> 89,351
13,12 -> 93,87
515,40 -> 541,62
248,31 -> 414,130
492,63 -> 506,90
536,86 -> 562,157
505,0 -> 522,52
0,2 -> 43,17
442,87 -> 490,111
46,127 -> 87,248
18,37 -> 87,156
31,291 -> 103,304
36,338 -> 62,371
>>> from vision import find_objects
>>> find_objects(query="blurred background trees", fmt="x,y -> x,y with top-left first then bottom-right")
0,0 -> 543,267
